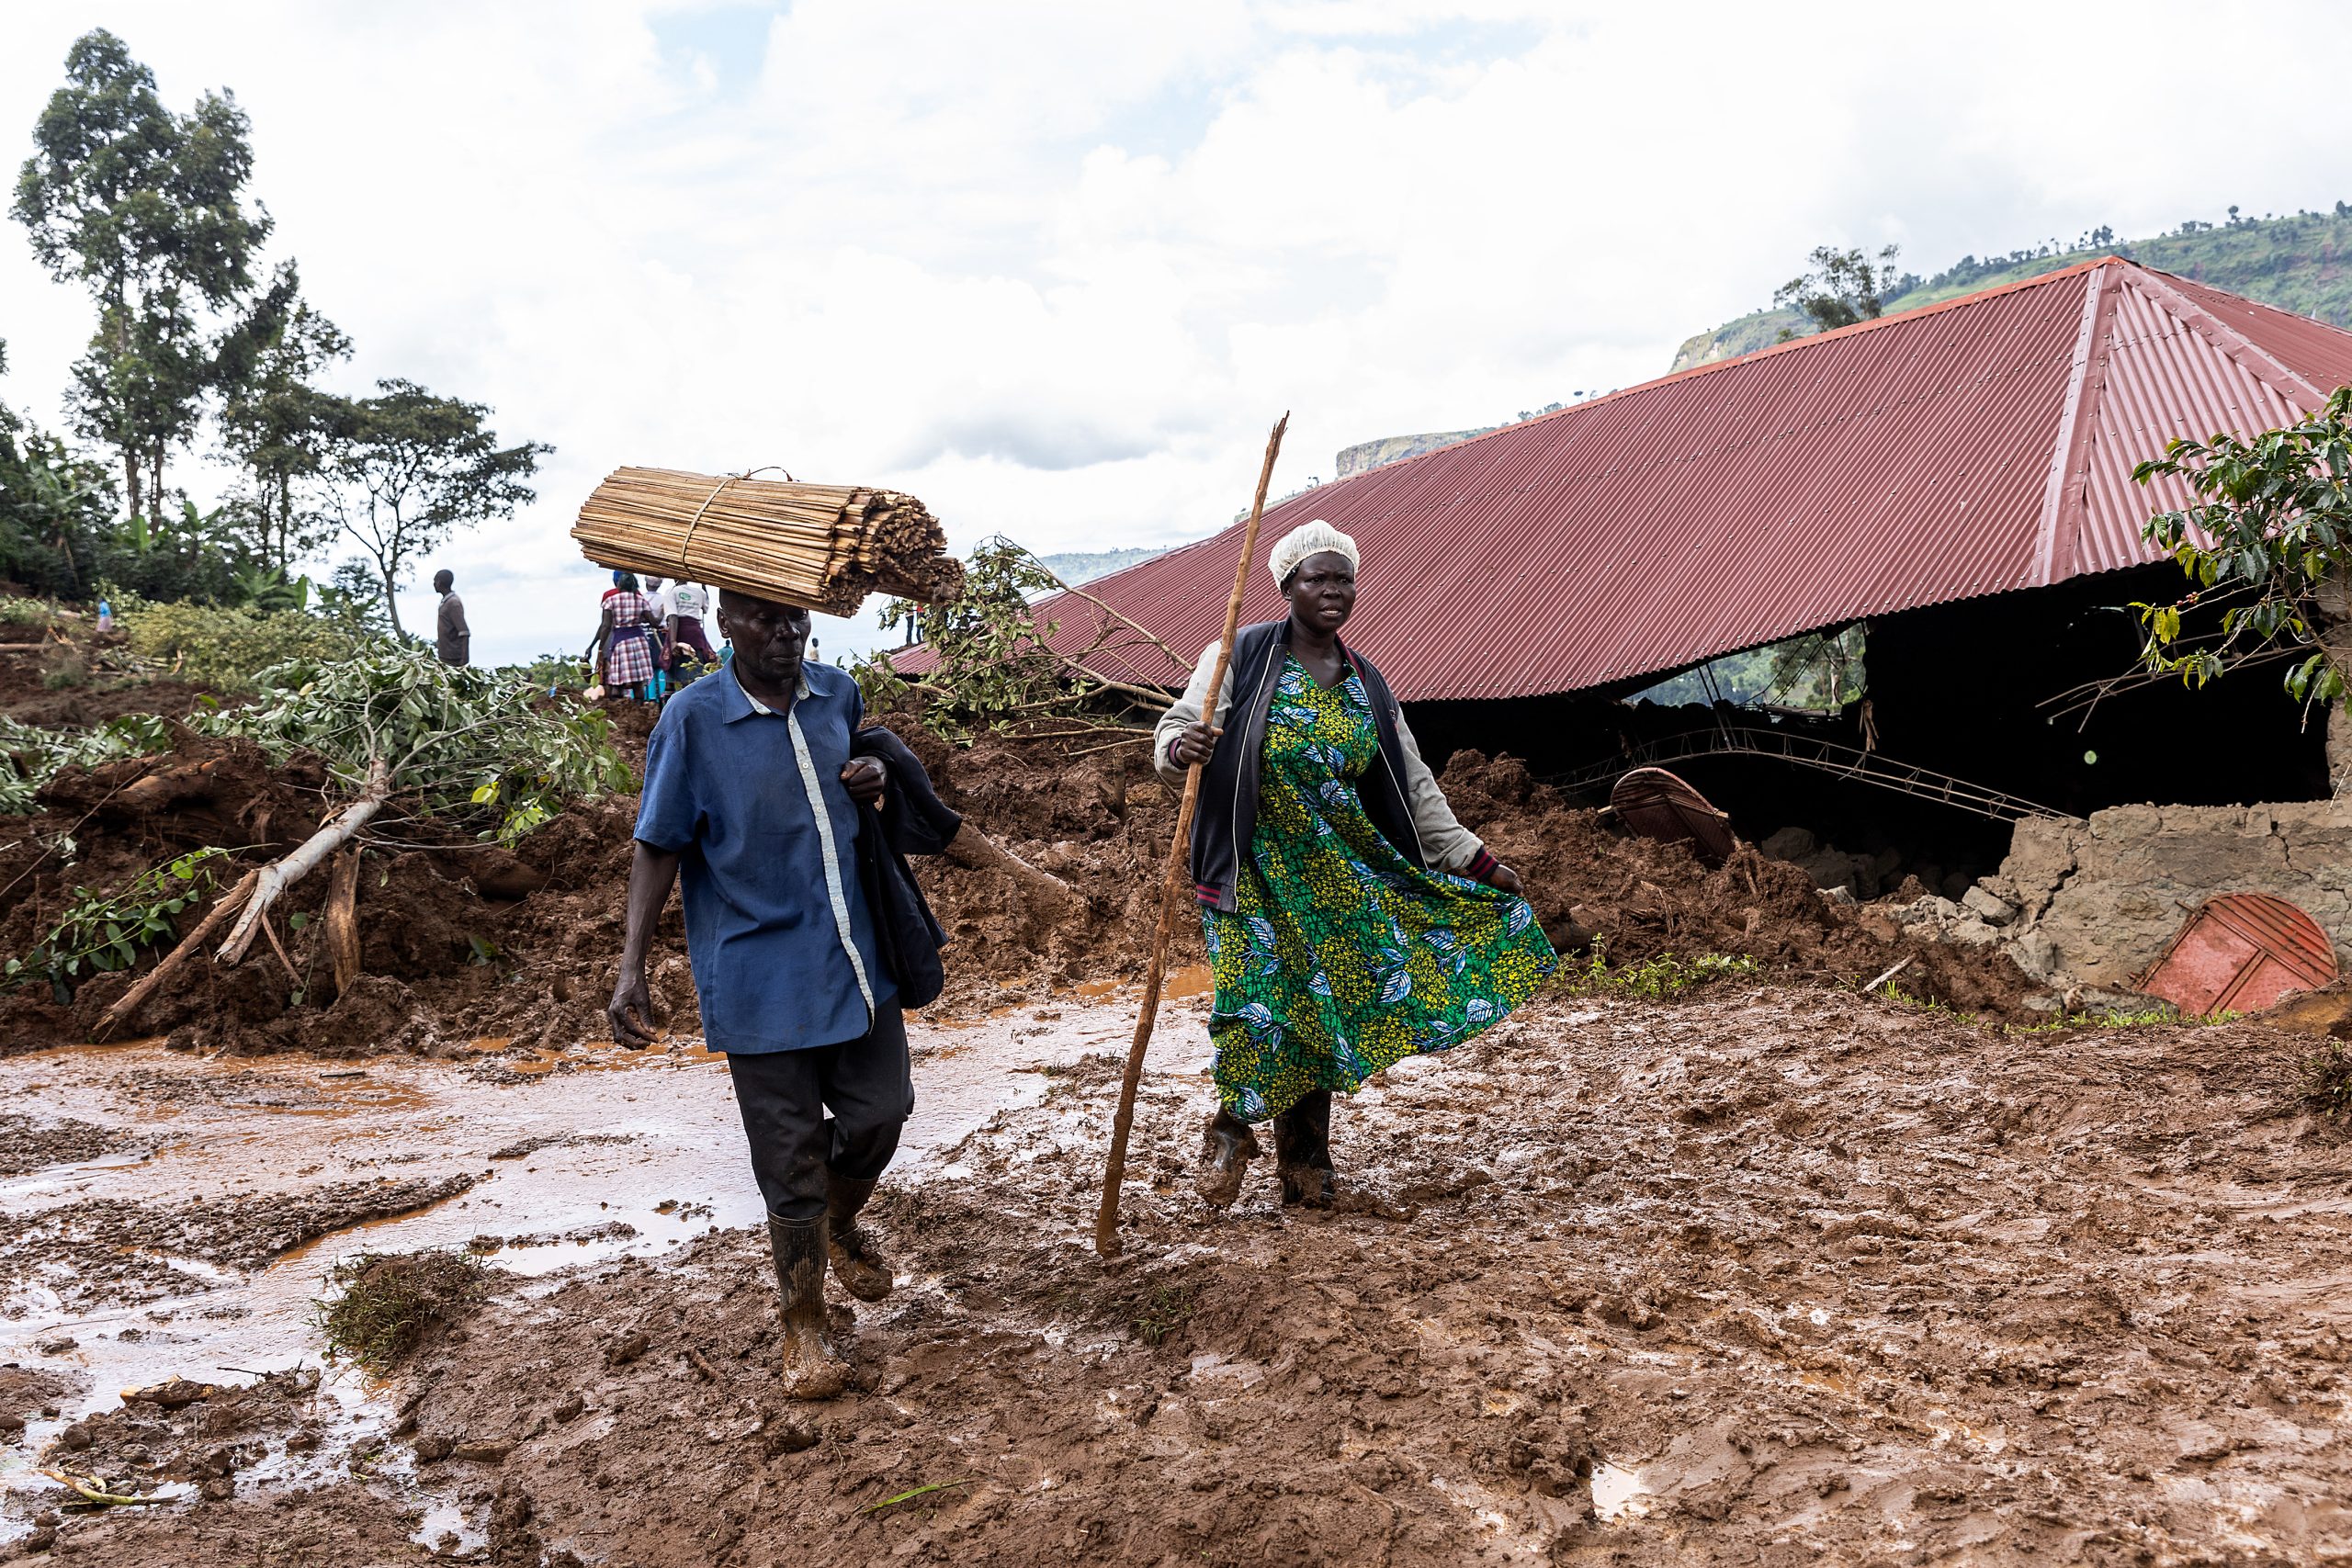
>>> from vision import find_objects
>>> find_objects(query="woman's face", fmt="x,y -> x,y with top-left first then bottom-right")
1285,551 -> 1356,636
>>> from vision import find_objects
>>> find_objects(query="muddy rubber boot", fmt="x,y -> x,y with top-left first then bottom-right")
1274,1090 -> 1336,1209
824,1174 -> 893,1303
1194,1107 -> 1262,1210
765,1213 -> 850,1400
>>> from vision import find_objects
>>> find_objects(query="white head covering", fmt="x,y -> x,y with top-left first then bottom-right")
1269,520 -> 1359,589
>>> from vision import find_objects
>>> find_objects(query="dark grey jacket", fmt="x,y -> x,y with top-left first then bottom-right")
1152,620 -> 1491,913
435,592 -> 470,667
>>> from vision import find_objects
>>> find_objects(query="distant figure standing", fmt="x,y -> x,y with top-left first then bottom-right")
434,570 -> 469,667
668,580 -> 717,667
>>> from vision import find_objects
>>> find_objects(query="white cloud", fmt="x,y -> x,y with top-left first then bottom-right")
3,0 -> 2350,663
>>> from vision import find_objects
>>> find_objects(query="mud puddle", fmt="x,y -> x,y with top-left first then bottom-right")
0,982 -> 1211,1523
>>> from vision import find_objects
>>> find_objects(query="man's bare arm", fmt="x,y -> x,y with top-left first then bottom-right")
609,841 -> 681,1047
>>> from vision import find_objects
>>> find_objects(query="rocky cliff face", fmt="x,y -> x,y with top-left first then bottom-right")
1333,428 -> 1486,478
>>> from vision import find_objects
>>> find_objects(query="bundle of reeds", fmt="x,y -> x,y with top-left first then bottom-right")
571,467 -> 965,615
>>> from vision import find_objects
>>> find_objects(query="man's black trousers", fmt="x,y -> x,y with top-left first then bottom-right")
726,1000 -> 914,1222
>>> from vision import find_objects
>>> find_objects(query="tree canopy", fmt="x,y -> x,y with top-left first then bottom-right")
320,380 -> 549,637
12,28 -> 276,526
1773,244 -> 1904,337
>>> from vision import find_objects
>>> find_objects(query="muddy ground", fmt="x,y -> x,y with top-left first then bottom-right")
9,977 -> 2352,1565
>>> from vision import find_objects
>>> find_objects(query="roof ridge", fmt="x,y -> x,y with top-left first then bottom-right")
1281,256 -> 2134,500
2121,265 -> 2332,408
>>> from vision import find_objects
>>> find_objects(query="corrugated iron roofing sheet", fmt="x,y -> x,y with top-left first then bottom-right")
911,259 -> 2352,702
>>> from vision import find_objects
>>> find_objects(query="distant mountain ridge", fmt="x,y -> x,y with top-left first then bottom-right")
1670,207 -> 2352,372
1037,547 -> 1165,585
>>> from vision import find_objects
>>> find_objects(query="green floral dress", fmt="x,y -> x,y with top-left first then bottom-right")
1203,655 -> 1555,1122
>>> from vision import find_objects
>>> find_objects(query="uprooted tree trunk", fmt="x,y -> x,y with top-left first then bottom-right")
943,826 -> 1077,914
216,758 -> 393,965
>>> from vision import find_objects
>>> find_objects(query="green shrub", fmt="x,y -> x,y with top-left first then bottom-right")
115,596 -> 368,693
39,645 -> 86,690
7,847 -> 229,1001
504,651 -> 592,693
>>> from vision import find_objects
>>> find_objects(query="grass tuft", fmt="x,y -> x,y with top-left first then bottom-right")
315,1250 -> 492,1372
1131,1282 -> 1196,1347
1561,948 -> 1759,999
2301,1041 -> 2352,1119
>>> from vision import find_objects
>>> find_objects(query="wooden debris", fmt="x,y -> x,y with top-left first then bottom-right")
571,467 -> 963,615
323,846 -> 362,1000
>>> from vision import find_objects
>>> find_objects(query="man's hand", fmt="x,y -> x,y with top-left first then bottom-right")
609,962 -> 659,1049
1169,721 -> 1221,769
1484,862 -> 1525,897
841,755 -> 886,808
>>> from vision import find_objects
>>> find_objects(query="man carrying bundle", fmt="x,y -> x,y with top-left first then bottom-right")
608,588 -> 945,1398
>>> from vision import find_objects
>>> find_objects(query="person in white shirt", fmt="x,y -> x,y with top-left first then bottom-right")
668,580 -> 718,667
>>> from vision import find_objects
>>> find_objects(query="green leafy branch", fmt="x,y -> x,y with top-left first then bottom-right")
2132,385 -> 2352,719
8,846 -> 229,1001
199,647 -> 634,845
855,536 -> 1183,743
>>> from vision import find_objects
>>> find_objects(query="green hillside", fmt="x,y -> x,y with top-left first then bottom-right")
1670,206 -> 2352,372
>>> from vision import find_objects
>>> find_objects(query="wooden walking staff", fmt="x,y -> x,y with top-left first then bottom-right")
1094,411 -> 1289,1258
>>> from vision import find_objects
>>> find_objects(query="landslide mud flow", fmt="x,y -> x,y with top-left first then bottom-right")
12,981 -> 2351,1566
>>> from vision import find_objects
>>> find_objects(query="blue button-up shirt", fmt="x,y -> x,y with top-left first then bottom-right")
634,661 -> 896,1053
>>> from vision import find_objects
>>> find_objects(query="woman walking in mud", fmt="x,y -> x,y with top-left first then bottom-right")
1156,521 -> 1555,1210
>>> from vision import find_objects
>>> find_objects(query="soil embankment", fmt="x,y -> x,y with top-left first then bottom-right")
0,715 -> 2038,1061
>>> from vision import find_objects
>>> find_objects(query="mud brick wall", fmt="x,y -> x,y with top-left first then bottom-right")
1996,801 -> 2352,989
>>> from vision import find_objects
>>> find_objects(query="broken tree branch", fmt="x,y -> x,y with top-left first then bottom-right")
1862,954 -> 1914,994
216,758 -> 394,967
1055,581 -> 1195,677
943,827 -> 1076,912
93,870 -> 260,1041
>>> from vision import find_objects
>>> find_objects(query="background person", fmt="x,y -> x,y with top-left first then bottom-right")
668,579 -> 718,667
1157,520 -> 1555,1210
433,569 -> 469,667
589,570 -> 660,701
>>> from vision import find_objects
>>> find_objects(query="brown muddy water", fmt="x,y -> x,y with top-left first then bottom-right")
0,975 -> 1213,1542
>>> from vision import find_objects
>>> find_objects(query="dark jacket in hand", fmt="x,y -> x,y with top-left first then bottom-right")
848,726 -> 961,1009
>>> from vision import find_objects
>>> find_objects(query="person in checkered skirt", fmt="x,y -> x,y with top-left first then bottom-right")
593,570 -> 662,699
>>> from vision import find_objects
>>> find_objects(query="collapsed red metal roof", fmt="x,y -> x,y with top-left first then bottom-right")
918,258 -> 2352,703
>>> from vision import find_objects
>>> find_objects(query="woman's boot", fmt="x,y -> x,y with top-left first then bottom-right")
1274,1090 -> 1335,1208
824,1174 -> 893,1302
765,1213 -> 850,1400
1194,1107 -> 1261,1209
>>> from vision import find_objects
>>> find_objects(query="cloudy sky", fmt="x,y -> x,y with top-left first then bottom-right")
4,1 -> 2349,665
